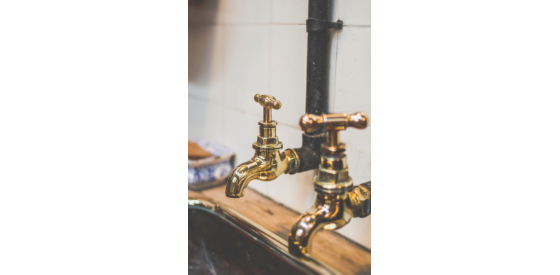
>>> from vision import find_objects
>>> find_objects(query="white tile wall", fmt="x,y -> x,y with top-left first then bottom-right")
188,96 -> 224,143
188,25 -> 224,104
337,0 -> 371,26
223,25 -> 271,118
269,25 -> 308,128
333,27 -> 371,114
271,0 -> 308,24
189,0 -> 371,249
218,0 -> 271,24
222,107 -> 260,164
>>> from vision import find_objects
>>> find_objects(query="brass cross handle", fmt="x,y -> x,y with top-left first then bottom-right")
299,112 -> 368,133
254,94 -> 282,123
300,112 -> 368,153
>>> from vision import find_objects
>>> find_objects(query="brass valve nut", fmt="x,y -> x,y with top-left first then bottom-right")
256,121 -> 280,146
313,169 -> 353,191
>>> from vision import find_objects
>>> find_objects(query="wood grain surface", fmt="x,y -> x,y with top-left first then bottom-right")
189,185 -> 371,275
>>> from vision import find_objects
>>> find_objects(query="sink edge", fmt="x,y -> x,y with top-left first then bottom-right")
188,199 -> 340,275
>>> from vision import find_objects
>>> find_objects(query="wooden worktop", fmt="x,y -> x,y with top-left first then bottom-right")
189,185 -> 371,275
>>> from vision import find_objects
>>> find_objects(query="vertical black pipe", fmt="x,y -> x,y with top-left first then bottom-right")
294,0 -> 331,173
306,0 -> 329,116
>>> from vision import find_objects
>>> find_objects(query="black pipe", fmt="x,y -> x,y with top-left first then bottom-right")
305,0 -> 329,116
294,0 -> 333,173
293,132 -> 324,172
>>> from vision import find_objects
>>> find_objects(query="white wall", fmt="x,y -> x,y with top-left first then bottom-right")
188,0 -> 371,248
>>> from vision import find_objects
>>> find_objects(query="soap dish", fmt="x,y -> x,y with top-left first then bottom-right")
188,140 -> 235,191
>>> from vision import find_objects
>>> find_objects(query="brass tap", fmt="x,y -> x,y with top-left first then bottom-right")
289,112 -> 371,257
225,94 -> 300,198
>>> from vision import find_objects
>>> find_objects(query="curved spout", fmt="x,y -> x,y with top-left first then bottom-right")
225,159 -> 263,198
225,148 -> 299,198
288,193 -> 353,256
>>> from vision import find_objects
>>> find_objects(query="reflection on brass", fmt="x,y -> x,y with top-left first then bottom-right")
289,112 -> 371,257
225,94 -> 300,198
288,191 -> 353,256
300,112 -> 368,133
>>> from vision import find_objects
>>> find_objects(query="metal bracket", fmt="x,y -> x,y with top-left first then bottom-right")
306,19 -> 343,32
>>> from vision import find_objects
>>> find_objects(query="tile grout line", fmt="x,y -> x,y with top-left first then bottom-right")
343,25 -> 371,27
189,22 -> 307,27
189,94 -> 219,106
189,23 -> 369,27
211,99 -> 302,130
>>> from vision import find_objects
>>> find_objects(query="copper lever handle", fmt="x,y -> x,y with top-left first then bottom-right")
254,94 -> 282,123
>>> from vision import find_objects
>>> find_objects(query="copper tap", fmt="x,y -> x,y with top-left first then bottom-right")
225,94 -> 299,198
288,112 -> 371,256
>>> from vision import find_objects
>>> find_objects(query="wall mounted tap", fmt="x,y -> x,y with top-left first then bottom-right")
225,94 -> 300,198
288,112 -> 371,257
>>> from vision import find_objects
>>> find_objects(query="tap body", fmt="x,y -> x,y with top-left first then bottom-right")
225,143 -> 298,198
224,95 -> 300,198
288,112 -> 370,256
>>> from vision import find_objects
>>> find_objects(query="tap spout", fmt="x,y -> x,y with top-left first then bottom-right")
288,182 -> 372,256
224,158 -> 263,198
225,148 -> 299,198
288,192 -> 353,256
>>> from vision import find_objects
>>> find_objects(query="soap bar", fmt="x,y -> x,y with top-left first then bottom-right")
188,141 -> 213,160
